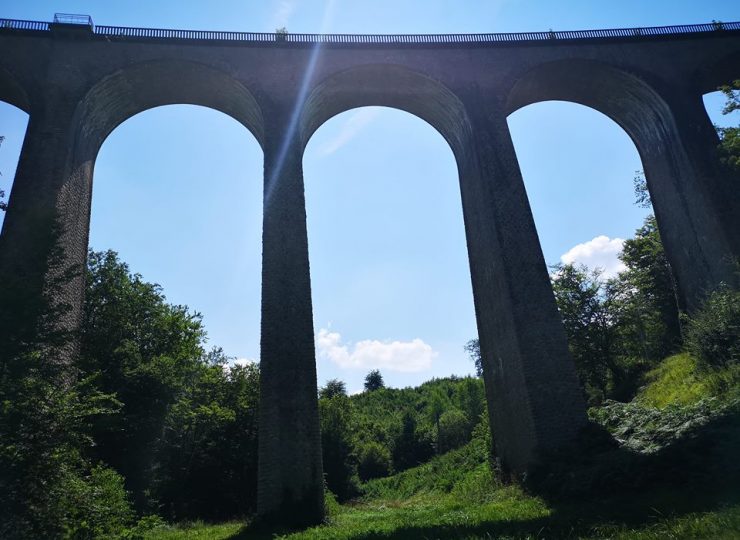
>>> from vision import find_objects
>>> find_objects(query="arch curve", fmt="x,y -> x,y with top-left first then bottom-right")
72,59 -> 264,163
299,64 -> 472,159
506,58 -> 736,309
506,59 -> 675,148
0,66 -> 31,113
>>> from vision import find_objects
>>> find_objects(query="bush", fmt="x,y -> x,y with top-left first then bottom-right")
438,409 -> 469,453
357,442 -> 391,482
391,411 -> 434,472
63,464 -> 134,539
0,347 -> 129,539
686,285 -> 740,369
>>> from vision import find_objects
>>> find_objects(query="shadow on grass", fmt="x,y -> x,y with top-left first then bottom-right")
227,406 -> 740,539
228,486 -> 739,540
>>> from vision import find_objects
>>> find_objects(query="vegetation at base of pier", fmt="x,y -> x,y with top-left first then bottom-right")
0,83 -> 738,538
138,354 -> 740,539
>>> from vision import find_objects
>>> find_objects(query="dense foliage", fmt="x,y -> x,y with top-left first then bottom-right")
0,249 -> 133,538
318,374 -> 486,501
1,250 -> 263,538
75,251 -> 262,522
718,80 -> 740,171
549,212 -> 686,404
686,284 -> 740,369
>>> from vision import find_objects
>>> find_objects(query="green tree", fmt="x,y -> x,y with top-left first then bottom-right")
614,215 -> 681,360
428,388 -> 450,453
320,378 -> 347,399
364,369 -> 385,391
438,408 -> 469,453
632,171 -> 651,208
717,80 -> 740,171
464,338 -> 483,377
356,441 -> 391,482
0,247 -> 133,538
456,377 -> 485,435
154,355 -> 260,521
551,263 -> 614,404
319,394 -> 358,500
79,250 -> 207,510
391,410 -> 433,471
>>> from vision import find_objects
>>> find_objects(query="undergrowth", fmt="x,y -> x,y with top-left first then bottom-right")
144,353 -> 740,540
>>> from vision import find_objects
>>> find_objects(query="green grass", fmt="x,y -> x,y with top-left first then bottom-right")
637,353 -> 740,408
142,489 -> 740,540
361,434 -> 488,500
141,521 -> 243,539
143,444 -> 740,540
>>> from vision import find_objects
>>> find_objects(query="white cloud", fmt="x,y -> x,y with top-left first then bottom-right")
318,108 -> 380,156
271,0 -> 295,29
560,235 -> 625,278
316,328 -> 436,373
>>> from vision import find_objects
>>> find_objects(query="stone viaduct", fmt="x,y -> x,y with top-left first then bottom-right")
0,15 -> 738,525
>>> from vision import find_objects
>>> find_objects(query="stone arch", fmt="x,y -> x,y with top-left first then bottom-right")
506,59 -> 735,310
299,64 -> 473,161
72,59 -> 264,165
506,59 -> 675,147
0,66 -> 30,114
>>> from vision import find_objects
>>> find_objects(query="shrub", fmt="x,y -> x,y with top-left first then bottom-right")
391,411 -> 434,472
438,409 -> 469,453
63,464 -> 135,539
0,347 -> 129,539
357,441 -> 392,482
686,285 -> 740,369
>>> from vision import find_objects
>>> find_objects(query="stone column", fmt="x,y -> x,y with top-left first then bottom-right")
637,91 -> 738,312
457,102 -> 586,475
672,92 -> 739,255
0,99 -> 91,364
257,121 -> 324,525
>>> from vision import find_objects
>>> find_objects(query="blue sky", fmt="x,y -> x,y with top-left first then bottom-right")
1,1 -> 738,393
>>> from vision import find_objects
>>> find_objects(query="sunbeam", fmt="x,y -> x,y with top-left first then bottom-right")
265,0 -> 337,206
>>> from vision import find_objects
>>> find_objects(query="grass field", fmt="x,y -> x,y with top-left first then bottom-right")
142,488 -> 740,539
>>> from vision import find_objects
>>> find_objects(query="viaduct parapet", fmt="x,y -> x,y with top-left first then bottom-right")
0,17 -> 738,526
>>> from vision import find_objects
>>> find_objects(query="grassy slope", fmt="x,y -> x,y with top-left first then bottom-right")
144,355 -> 740,540
637,352 -> 740,408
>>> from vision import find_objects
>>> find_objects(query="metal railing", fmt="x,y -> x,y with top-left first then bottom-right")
53,13 -> 94,27
0,17 -> 738,44
0,18 -> 50,32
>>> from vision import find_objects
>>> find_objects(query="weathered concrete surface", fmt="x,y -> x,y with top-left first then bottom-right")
0,21 -> 738,524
